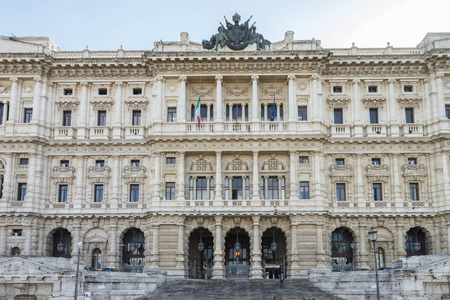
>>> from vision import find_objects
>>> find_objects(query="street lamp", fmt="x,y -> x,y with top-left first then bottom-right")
198,228 -> 205,252
413,228 -> 421,254
270,227 -> 277,252
57,228 -> 65,253
368,227 -> 381,300
350,242 -> 355,271
234,228 -> 241,264
74,241 -> 82,300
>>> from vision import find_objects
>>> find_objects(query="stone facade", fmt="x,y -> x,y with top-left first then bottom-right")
0,30 -> 450,298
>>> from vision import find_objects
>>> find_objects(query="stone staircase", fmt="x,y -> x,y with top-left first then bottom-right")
139,279 -> 344,300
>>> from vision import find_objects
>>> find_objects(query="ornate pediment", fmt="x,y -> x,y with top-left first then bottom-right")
87,166 -> 111,179
261,85 -> 284,97
326,95 -> 351,108
190,85 -> 213,98
123,166 -> 147,178
226,84 -> 249,97
0,257 -> 62,277
90,96 -> 114,109
51,166 -> 76,179
0,82 -> 11,94
125,96 -> 148,109
329,164 -> 353,176
55,96 -> 79,109
397,93 -> 422,107
365,164 -> 389,175
401,164 -> 427,176
361,95 -> 386,108
84,233 -> 108,243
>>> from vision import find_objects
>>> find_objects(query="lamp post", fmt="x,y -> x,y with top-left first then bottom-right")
198,228 -> 205,279
350,242 -> 355,271
74,241 -> 82,300
368,227 -> 380,300
57,228 -> 65,253
119,243 -> 124,272
413,228 -> 421,254
234,228 -> 241,264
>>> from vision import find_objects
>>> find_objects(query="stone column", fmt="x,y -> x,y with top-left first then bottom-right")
395,218 -> 406,258
251,75 -> 259,122
353,79 -> 363,137
433,222 -> 441,254
212,216 -> 224,278
316,218 -> 327,269
250,216 -> 263,278
178,76 -> 187,123
39,78 -> 49,131
111,155 -> 120,206
108,221 -> 118,268
76,156 -> 85,205
150,223 -> 160,269
1,153 -> 14,201
153,152 -> 161,200
0,225 -> 7,255
436,73 -> 446,121
252,151 -> 259,200
215,151 -> 222,201
311,75 -> 319,121
155,77 -> 163,122
289,151 -> 297,200
447,216 -> 450,253
288,75 -> 296,122
289,216 -> 301,277
78,81 -> 89,139
358,219 -> 369,269
32,77 -> 42,125
71,222 -> 81,257
442,152 -> 450,209
206,103 -> 211,122
112,81 -> 123,139
392,154 -> 402,201
355,154 -> 364,202
388,79 -> 399,137
176,221 -> 185,273
27,155 -> 37,203
424,79 -> 433,127
7,77 -> 19,123
24,224 -> 32,255
177,151 -> 185,201
313,153 -> 323,202
215,76 -> 223,122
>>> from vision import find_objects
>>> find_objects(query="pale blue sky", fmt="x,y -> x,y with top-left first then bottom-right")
1,0 -> 449,51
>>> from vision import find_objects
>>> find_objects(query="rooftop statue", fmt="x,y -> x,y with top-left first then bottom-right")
202,13 -> 271,51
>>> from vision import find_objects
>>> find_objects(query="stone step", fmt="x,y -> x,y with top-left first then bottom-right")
140,279 -> 344,300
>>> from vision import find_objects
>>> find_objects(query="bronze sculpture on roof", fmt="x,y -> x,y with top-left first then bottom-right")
202,13 -> 271,51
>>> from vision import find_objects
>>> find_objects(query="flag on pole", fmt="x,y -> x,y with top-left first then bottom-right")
270,92 -> 276,121
194,95 -> 201,127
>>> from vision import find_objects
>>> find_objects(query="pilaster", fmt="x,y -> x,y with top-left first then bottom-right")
250,216 -> 263,278
212,216 -> 224,278
112,81 -> 124,139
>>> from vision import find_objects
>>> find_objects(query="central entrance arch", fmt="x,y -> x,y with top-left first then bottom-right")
225,227 -> 250,278
262,227 -> 286,279
188,227 -> 213,279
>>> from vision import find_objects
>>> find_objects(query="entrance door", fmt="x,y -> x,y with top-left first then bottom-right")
262,227 -> 286,279
189,227 -> 214,279
225,228 -> 250,278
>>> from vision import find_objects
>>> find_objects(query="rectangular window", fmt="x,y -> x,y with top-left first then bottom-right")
336,183 -> 346,201
166,157 -> 176,164
130,160 -> 140,167
404,85 -> 413,93
371,158 -> 381,165
133,88 -> 142,95
165,182 -> 175,200
98,88 -> 108,95
196,177 -> 207,200
95,160 -> 105,167
368,86 -> 378,93
373,183 -> 383,201
299,156 -> 309,163
60,160 -> 70,167
97,110 -> 106,126
335,158 -> 345,165
130,184 -> 139,202
446,105 -> 450,119
62,111 -> 72,126
268,177 -> 278,200
24,108 -> 33,123
408,158 -> 417,165
0,103 -> 4,125
409,183 -> 419,201
232,177 -> 243,200
298,106 -> 307,121
132,110 -> 141,126
334,108 -> 343,124
59,185 -> 68,203
299,181 -> 309,199
232,104 -> 243,121
333,86 -> 342,93
94,185 -> 103,202
63,88 -> 73,96
369,108 -> 379,124
167,107 -> 177,122
12,229 -> 22,236
19,158 -> 29,165
405,107 -> 414,123
17,183 -> 27,201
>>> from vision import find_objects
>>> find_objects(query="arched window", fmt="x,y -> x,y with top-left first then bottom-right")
331,227 -> 354,271
11,247 -> 21,256
406,227 -> 426,256
122,228 -> 145,273
52,228 -> 72,258
376,247 -> 385,269
92,248 -> 102,269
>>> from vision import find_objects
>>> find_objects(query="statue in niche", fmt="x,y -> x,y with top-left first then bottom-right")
202,13 -> 271,51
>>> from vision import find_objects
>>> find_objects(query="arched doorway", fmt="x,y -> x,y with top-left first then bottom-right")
188,227 -> 213,279
122,228 -> 145,272
331,227 -> 354,271
262,227 -> 286,279
11,247 -> 21,256
225,227 -> 250,278
92,248 -> 102,270
52,228 -> 72,258
406,227 -> 426,256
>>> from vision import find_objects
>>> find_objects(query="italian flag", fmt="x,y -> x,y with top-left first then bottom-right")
194,95 -> 201,127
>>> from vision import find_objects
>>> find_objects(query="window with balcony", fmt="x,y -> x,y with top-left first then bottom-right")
19,158 -> 29,165
371,158 -> 381,165
23,108 -> 33,123
60,160 -> 70,167
130,160 -> 140,167
404,85 -> 413,93
63,88 -> 73,96
335,158 -> 345,165
97,110 -> 106,126
260,176 -> 285,200
95,160 -> 105,167
58,185 -> 68,203
166,157 -> 176,164
62,111 -> 72,126
98,88 -> 108,95
369,108 -> 379,124
130,184 -> 139,202
167,107 -> 177,122
368,86 -> 378,93
409,183 -> 419,201
261,104 -> 283,121
133,88 -> 142,95
226,104 -> 248,122
299,156 -> 309,163
336,183 -> 346,201
132,110 -> 141,126
191,104 -> 212,122
298,106 -> 307,121
373,183 -> 383,201
405,107 -> 414,123
334,108 -> 343,124
408,158 -> 417,165
0,103 -> 4,125
165,182 -> 175,200
17,183 -> 27,201
446,105 -> 450,119
189,176 -> 214,200
299,181 -> 309,199
94,184 -> 103,202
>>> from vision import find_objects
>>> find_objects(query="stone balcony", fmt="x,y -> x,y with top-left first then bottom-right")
54,126 -> 76,139
365,124 -> 387,137
330,124 -> 351,137
401,124 -> 424,137
125,125 -> 145,139
89,126 -> 110,139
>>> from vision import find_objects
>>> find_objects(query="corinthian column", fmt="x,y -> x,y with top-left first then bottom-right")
177,151 -> 185,201
311,75 -> 319,121
155,77 -> 163,122
7,77 -> 19,123
289,151 -> 297,200
112,81 -> 123,139
251,75 -> 259,122
78,81 -> 89,139
388,79 -> 399,137
178,76 -> 187,122
250,216 -> 263,278
288,75 -> 296,121
353,79 -> 363,137
215,151 -> 223,201
215,75 -> 223,122
212,216 -> 224,278
32,77 -> 42,124
252,151 -> 259,200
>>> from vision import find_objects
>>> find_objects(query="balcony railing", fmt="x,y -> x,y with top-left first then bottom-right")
259,122 -> 288,132
365,124 -> 387,137
224,122 -> 251,132
54,126 -> 76,139
125,126 -> 145,139
401,124 -> 424,137
89,126 -> 110,139
187,122 -> 214,132
330,125 -> 351,137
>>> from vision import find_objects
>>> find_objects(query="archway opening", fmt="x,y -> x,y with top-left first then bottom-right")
188,227 -> 214,279
92,248 -> 102,270
121,228 -> 145,272
331,227 -> 354,271
225,227 -> 250,278
52,228 -> 72,258
11,247 -> 21,256
262,227 -> 286,279
406,227 -> 426,256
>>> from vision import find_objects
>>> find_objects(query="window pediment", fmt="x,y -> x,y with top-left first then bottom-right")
87,166 -> 111,179
51,166 -> 76,179
326,95 -> 350,108
55,97 -> 79,110
401,164 -> 427,176
365,164 -> 389,175
123,166 -> 147,178
90,97 -> 114,109
361,95 -> 386,108
125,96 -> 148,109
397,94 -> 422,107
329,164 -> 353,176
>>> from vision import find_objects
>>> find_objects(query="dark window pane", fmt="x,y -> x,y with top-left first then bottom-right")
59,185 -> 68,203
298,106 -> 307,121
130,184 -> 139,202
405,108 -> 414,123
63,111 -> 72,126
94,185 -> 103,202
24,108 -> 33,123
369,108 -> 378,124
300,181 -> 309,199
334,108 -> 343,124
165,182 -> 175,200
336,183 -> 346,201
97,111 -> 106,126
132,110 -> 141,126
